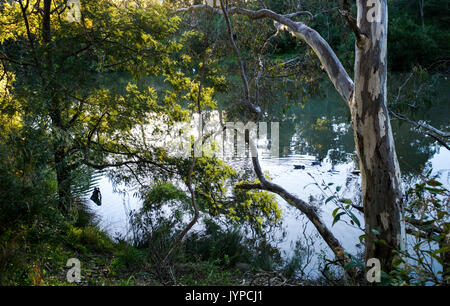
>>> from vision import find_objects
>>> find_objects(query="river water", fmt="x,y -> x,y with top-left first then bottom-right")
89,79 -> 450,275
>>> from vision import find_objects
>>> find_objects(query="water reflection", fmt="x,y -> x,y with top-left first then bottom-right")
265,81 -> 449,176
254,80 -> 449,275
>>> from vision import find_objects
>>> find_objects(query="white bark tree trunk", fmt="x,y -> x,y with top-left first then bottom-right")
351,0 -> 404,272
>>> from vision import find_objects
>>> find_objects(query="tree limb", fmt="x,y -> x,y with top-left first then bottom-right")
390,109 -> 450,150
218,0 -> 261,117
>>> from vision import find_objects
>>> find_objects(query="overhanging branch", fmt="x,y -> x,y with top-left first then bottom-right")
390,110 -> 450,151
175,4 -> 354,103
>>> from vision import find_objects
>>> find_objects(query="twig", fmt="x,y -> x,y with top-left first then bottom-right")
219,0 -> 261,118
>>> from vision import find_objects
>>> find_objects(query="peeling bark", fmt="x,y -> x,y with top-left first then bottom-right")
351,0 -> 404,272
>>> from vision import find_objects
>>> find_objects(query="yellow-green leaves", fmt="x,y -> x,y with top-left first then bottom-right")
233,188 -> 282,233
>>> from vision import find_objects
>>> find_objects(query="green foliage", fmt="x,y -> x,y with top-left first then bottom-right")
310,179 -> 363,230
389,0 -> 450,71
232,186 -> 282,233
142,181 -> 189,212
389,17 -> 442,71
0,123 -> 111,284
0,121 -> 65,284
110,244 -> 146,274
184,219 -> 282,272
282,240 -> 307,278
184,219 -> 251,266
0,0 -> 191,214
259,0 -> 449,73
177,261 -> 239,286
340,172 -> 449,286
133,156 -> 284,235
1,0 -> 448,287
66,224 -> 114,254
0,131 -> 56,229
386,172 -> 449,285
250,239 -> 281,272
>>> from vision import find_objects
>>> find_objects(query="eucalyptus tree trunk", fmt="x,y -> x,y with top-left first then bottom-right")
351,0 -> 404,272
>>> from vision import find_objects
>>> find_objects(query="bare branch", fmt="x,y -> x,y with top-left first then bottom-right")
18,0 -> 41,73
0,50 -> 35,67
390,110 -> 450,150
255,29 -> 279,104
313,7 -> 340,18
218,0 -> 261,117
284,11 -> 314,20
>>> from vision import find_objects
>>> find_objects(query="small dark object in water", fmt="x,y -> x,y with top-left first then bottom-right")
351,170 -> 361,175
311,157 -> 323,166
90,187 -> 102,206
294,164 -> 305,169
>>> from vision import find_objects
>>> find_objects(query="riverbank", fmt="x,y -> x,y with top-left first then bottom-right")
0,203 -> 335,286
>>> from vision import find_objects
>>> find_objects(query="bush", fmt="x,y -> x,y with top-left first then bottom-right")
110,244 -> 146,273
387,172 -> 449,285
184,219 -> 251,267
66,224 -> 114,254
